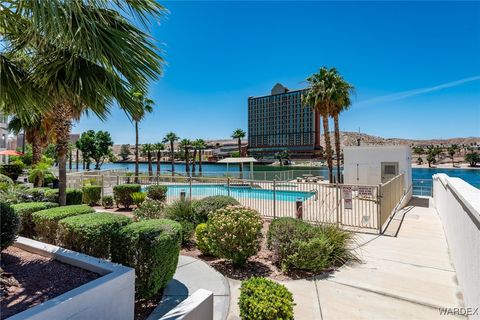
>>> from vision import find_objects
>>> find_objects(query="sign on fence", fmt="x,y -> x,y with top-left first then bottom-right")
342,186 -> 353,209
358,186 -> 374,197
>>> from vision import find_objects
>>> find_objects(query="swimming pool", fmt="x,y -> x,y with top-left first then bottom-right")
163,184 -> 315,202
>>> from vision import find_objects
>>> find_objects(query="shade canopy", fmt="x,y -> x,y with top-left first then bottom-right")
217,157 -> 258,164
0,150 -> 23,156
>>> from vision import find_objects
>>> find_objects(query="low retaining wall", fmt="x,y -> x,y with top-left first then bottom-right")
433,174 -> 480,318
156,289 -> 214,320
9,237 -> 135,320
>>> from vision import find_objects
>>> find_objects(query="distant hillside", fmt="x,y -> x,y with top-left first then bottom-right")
320,132 -> 480,148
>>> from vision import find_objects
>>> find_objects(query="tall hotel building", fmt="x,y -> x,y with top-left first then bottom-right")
248,83 -> 322,159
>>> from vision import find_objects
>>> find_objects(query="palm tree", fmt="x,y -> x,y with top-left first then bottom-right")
329,71 -> 354,183
153,142 -> 165,175
142,143 -> 154,177
131,91 -> 154,183
163,132 -> 179,176
179,139 -> 192,175
194,139 -> 206,175
8,114 -> 53,165
303,67 -> 338,183
447,145 -> 458,167
1,1 -> 165,205
231,129 -> 246,177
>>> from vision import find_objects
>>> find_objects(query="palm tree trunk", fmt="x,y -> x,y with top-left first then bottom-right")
238,138 -> 243,178
53,102 -> 73,206
76,149 -> 79,171
322,114 -> 333,183
185,147 -> 190,175
170,142 -> 175,176
333,113 -> 342,183
199,150 -> 203,175
31,135 -> 42,165
135,121 -> 139,183
69,149 -> 72,171
192,149 -> 197,175
156,151 -> 161,175
148,151 -> 153,177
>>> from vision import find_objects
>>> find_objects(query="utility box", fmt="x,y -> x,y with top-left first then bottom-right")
343,145 -> 412,190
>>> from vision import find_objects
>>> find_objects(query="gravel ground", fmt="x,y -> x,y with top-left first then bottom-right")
0,247 -> 100,319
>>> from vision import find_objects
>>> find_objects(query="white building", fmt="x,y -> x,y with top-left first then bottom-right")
343,145 -> 412,189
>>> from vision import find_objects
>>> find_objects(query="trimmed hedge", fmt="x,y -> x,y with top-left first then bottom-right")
145,185 -> 167,202
82,185 -> 102,206
1,202 -> 20,250
193,195 -> 240,224
58,212 -> 131,259
32,205 -> 95,244
111,219 -> 182,299
239,277 -> 294,320
11,202 -> 58,238
44,188 -> 83,205
113,184 -> 141,208
267,217 -> 357,272
206,205 -> 263,266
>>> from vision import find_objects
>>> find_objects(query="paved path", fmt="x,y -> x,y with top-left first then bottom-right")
228,197 -> 465,320
148,256 -> 230,320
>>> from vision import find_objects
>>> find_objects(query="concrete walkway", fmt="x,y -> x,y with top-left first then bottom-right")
228,197 -> 465,320
148,256 -> 230,320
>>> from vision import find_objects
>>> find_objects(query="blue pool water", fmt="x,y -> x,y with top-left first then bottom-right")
164,184 -> 315,202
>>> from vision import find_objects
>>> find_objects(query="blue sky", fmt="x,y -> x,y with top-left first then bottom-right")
74,1 -> 480,143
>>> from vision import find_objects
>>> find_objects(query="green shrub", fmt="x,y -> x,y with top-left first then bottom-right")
111,219 -> 182,298
239,277 -> 294,320
11,202 -> 58,238
32,205 -> 95,244
102,195 -> 114,209
145,185 -> 168,202
0,173 -> 14,185
195,223 -> 212,255
82,185 -> 102,206
130,192 -> 146,207
58,212 -> 131,259
267,218 -> 357,272
164,200 -> 197,243
206,205 -> 262,266
113,184 -> 141,208
44,188 -> 83,205
0,160 -> 25,181
133,198 -> 164,221
1,202 -> 20,250
193,195 -> 240,224
23,187 -> 51,202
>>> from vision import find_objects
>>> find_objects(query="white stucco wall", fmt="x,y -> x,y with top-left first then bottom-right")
158,289 -> 214,320
10,237 -> 135,320
432,174 -> 480,319
343,145 -> 412,189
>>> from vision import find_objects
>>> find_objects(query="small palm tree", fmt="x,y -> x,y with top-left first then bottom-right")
178,139 -> 192,175
194,139 -> 206,175
447,145 -> 458,167
163,132 -> 179,176
131,91 -> 154,182
191,139 -> 205,175
142,143 -> 154,177
231,129 -> 246,177
8,114 -> 53,165
153,142 -> 165,175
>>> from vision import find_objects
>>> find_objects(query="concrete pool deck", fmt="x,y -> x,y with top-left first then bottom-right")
227,197 -> 465,319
